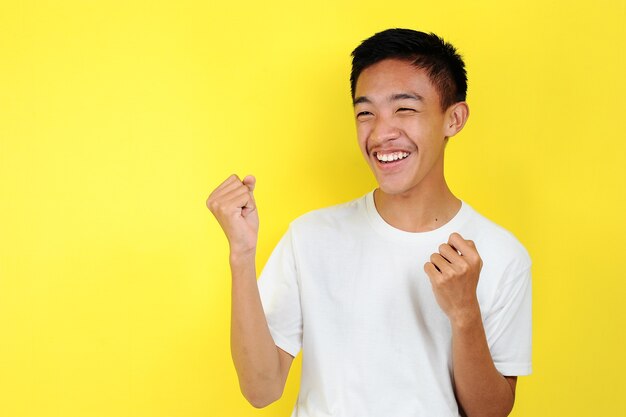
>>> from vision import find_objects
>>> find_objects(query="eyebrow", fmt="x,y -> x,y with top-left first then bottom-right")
353,92 -> 424,106
391,92 -> 424,102
353,96 -> 371,105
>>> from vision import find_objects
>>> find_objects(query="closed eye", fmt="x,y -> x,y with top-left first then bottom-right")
356,111 -> 373,119
397,108 -> 417,113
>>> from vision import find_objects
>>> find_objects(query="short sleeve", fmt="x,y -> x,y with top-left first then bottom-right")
257,226 -> 303,357
483,264 -> 532,376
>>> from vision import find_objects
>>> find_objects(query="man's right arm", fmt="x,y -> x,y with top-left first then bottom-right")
206,175 -> 294,408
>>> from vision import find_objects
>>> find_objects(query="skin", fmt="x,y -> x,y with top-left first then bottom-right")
207,58 -> 518,415
206,175 -> 293,408
353,58 -> 464,232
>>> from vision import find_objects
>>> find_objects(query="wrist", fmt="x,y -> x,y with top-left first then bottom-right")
449,303 -> 482,330
228,238 -> 257,260
229,248 -> 256,265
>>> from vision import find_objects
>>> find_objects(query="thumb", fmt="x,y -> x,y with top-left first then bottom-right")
242,175 -> 256,193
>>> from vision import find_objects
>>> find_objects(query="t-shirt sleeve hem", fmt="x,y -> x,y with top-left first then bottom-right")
495,362 -> 532,376
268,325 -> 301,358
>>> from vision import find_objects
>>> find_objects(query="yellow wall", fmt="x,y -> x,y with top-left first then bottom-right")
1,1 -> 624,416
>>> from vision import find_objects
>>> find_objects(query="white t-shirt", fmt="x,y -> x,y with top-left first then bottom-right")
258,191 -> 532,417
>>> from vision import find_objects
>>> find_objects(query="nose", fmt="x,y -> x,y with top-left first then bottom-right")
371,115 -> 401,144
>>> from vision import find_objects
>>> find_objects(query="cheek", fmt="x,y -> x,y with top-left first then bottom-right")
399,118 -> 425,137
356,126 -> 370,152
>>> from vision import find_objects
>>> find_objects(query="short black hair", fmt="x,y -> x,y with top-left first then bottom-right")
350,28 -> 467,111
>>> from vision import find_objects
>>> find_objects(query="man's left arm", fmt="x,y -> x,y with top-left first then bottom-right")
424,232 -> 517,417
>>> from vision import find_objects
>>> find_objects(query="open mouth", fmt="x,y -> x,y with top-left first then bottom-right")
374,151 -> 411,164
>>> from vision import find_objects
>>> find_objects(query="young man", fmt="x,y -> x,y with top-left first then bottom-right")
207,28 -> 531,417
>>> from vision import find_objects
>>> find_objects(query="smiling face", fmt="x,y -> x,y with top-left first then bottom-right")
354,58 -> 466,197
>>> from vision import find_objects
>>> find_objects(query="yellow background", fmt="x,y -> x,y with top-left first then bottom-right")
1,1 -> 625,416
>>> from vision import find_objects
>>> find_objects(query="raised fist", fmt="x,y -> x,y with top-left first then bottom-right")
206,174 -> 259,256
424,232 -> 483,324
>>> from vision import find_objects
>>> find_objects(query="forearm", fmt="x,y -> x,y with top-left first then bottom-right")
451,308 -> 515,417
229,252 -> 284,407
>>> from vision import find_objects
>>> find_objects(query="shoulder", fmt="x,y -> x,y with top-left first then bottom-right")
289,195 -> 367,234
460,202 -> 531,272
281,195 -> 369,260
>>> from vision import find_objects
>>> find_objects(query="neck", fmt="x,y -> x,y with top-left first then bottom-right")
373,177 -> 461,233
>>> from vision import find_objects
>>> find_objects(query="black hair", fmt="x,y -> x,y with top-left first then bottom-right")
350,28 -> 467,111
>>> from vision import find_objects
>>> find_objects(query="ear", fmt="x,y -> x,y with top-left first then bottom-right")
443,102 -> 469,138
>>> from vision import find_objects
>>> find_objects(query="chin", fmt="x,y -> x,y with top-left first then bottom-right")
376,181 -> 414,196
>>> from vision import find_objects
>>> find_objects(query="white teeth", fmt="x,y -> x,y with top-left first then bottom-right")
376,152 -> 410,162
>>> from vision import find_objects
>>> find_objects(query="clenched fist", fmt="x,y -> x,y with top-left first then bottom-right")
424,232 -> 483,325
206,174 -> 259,257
